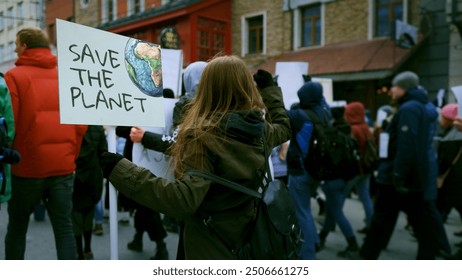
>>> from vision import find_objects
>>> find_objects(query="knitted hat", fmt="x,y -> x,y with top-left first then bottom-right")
297,81 -> 323,108
392,71 -> 419,91
441,103 -> 458,121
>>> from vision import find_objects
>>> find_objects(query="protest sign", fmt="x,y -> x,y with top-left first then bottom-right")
161,49 -> 183,97
275,62 -> 308,109
132,98 -> 176,182
57,19 -> 165,127
312,77 -> 333,103
452,86 -> 462,116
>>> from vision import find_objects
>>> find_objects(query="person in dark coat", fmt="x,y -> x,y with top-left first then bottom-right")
72,125 -> 107,260
350,71 -> 443,260
436,104 -> 462,222
288,82 -> 358,258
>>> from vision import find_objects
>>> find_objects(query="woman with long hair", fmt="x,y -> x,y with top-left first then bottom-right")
100,55 -> 291,259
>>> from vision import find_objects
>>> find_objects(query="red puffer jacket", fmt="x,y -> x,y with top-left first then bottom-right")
5,47 -> 87,178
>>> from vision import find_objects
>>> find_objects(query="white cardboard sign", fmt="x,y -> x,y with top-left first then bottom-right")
275,62 -> 308,110
132,98 -> 176,182
452,85 -> 462,116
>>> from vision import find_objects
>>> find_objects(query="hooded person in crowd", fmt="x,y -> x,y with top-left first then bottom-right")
344,102 -> 375,234
286,82 -> 326,259
288,81 -> 359,258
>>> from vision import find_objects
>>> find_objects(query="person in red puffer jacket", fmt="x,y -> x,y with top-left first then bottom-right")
4,27 -> 87,260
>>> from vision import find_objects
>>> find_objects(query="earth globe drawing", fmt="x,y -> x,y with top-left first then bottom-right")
124,38 -> 163,97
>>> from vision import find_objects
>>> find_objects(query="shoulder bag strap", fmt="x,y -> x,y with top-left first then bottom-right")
450,146 -> 462,167
186,169 -> 262,199
439,146 -> 462,182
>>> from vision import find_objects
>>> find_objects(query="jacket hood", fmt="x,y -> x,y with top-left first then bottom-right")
425,101 -> 438,125
15,48 -> 57,69
297,81 -> 323,108
344,102 -> 366,125
398,86 -> 428,105
221,111 -> 265,143
183,61 -> 207,96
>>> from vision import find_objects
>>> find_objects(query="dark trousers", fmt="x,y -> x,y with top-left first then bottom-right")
360,183 -> 440,259
133,203 -> 166,242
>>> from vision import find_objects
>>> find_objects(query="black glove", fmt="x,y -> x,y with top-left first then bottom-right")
253,69 -> 275,90
100,152 -> 124,178
0,148 -> 21,164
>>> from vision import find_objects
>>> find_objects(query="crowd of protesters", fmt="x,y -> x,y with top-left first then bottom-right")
1,27 -> 462,260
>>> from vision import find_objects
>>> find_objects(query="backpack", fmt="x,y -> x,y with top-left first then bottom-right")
300,109 -> 359,181
187,167 -> 302,260
361,139 -> 379,174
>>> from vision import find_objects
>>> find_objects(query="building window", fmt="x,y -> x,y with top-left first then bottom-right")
134,0 -> 142,14
8,41 -> 14,60
7,7 -> 13,29
128,0 -> 144,16
0,45 -> 4,62
374,0 -> 404,37
80,0 -> 90,8
108,0 -> 114,21
17,2 -> 24,26
241,12 -> 266,56
0,12 -> 4,31
247,15 -> 263,54
300,4 -> 321,47
102,0 -> 117,22
196,17 -> 225,61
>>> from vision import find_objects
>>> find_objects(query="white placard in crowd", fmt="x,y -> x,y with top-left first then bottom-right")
312,77 -> 334,103
452,85 -> 462,116
162,49 -> 183,97
132,98 -> 177,182
56,19 -> 165,127
275,62 -> 309,110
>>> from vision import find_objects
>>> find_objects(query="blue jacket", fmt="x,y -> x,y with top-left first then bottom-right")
286,100 -> 331,176
376,87 -> 437,194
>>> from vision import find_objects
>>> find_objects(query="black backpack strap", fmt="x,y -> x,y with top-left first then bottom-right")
303,108 -> 331,126
186,169 -> 262,199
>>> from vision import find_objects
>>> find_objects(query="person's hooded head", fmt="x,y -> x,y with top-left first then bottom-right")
344,102 -> 366,125
297,81 -> 323,109
183,61 -> 207,96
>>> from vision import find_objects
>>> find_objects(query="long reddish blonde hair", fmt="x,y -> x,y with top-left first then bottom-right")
170,55 -> 266,176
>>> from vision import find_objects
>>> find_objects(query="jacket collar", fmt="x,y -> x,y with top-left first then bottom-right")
15,48 -> 57,69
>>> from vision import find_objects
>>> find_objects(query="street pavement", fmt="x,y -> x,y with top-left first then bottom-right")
0,194 -> 461,260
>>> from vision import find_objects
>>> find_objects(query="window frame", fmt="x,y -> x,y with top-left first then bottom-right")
294,2 -> 324,49
102,0 -> 118,23
8,41 -> 14,60
196,17 -> 226,61
293,3 -> 324,50
7,6 -> 13,29
368,0 -> 408,39
0,44 -> 4,62
241,11 -> 266,56
17,1 -> 24,26
128,0 -> 144,16
0,12 -> 4,31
